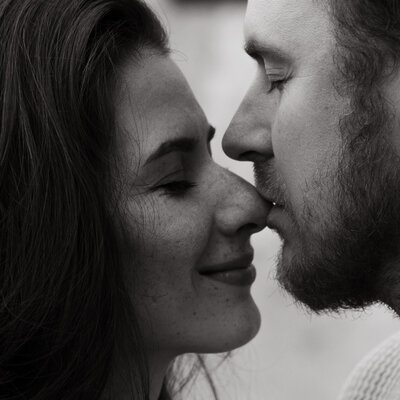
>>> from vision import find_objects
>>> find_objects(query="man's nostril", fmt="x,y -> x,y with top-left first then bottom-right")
238,151 -> 267,162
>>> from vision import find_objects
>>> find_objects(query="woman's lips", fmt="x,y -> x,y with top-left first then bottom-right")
198,254 -> 256,286
200,264 -> 256,286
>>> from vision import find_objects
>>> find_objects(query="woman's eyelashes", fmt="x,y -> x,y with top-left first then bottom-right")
148,167 -> 197,197
147,129 -> 213,198
159,180 -> 197,196
152,180 -> 197,197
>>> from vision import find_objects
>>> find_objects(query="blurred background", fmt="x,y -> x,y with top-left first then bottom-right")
145,1 -> 400,399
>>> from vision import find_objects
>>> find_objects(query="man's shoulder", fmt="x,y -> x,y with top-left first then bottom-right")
338,331 -> 400,400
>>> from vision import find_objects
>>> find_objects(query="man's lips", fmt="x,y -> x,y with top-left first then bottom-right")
255,184 -> 284,208
258,192 -> 284,230
261,196 -> 283,208
266,206 -> 283,231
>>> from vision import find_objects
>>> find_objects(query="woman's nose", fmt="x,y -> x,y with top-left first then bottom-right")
215,168 -> 270,237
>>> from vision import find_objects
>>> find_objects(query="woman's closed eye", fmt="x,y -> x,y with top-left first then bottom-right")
152,180 -> 197,197
149,168 -> 197,197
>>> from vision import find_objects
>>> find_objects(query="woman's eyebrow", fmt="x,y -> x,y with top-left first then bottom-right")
145,137 -> 199,165
145,125 -> 216,166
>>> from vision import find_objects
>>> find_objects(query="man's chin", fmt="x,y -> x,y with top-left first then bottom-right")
276,241 -> 378,313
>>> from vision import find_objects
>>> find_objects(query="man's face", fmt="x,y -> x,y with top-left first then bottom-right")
223,0 -> 400,312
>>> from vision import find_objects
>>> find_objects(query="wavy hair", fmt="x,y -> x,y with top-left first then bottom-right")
0,0 -> 171,398
328,0 -> 400,307
329,0 -> 400,142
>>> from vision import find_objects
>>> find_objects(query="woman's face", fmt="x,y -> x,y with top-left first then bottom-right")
115,52 -> 269,357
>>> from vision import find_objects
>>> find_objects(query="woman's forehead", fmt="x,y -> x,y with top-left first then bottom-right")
117,54 -> 204,124
114,53 -> 207,166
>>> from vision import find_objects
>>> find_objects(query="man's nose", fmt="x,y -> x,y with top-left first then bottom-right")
222,80 -> 274,163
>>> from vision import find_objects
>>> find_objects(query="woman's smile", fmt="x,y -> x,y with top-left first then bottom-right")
198,252 -> 256,286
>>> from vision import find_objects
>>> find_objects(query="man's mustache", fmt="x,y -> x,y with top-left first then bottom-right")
253,160 -> 287,207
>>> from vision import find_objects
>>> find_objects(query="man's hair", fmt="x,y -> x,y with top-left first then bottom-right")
330,0 -> 400,308
0,0 -> 169,398
329,0 -> 400,142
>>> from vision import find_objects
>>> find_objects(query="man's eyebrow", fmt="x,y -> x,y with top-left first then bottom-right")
244,39 -> 293,64
145,125 -> 215,166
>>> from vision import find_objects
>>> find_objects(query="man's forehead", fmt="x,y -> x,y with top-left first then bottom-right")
244,0 -> 331,59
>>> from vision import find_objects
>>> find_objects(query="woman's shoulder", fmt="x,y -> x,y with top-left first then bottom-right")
338,331 -> 400,400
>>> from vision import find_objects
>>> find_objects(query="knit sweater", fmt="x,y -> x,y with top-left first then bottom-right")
338,331 -> 400,400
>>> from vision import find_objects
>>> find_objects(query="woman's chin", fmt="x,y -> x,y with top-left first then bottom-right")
177,299 -> 261,355
214,299 -> 261,352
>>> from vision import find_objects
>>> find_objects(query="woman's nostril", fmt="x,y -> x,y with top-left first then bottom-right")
239,222 -> 260,234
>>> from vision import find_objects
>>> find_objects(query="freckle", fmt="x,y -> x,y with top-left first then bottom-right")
192,311 -> 197,316
225,298 -> 230,303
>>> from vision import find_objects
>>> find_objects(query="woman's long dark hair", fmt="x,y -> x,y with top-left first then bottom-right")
0,0 -> 169,398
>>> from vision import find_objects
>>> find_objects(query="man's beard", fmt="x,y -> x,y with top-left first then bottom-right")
258,100 -> 400,313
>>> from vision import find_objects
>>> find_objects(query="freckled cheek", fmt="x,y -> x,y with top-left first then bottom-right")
200,235 -> 241,263
133,208 -> 212,291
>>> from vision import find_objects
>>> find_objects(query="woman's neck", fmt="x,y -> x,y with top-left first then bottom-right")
148,353 -> 173,400
103,353 -> 173,400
